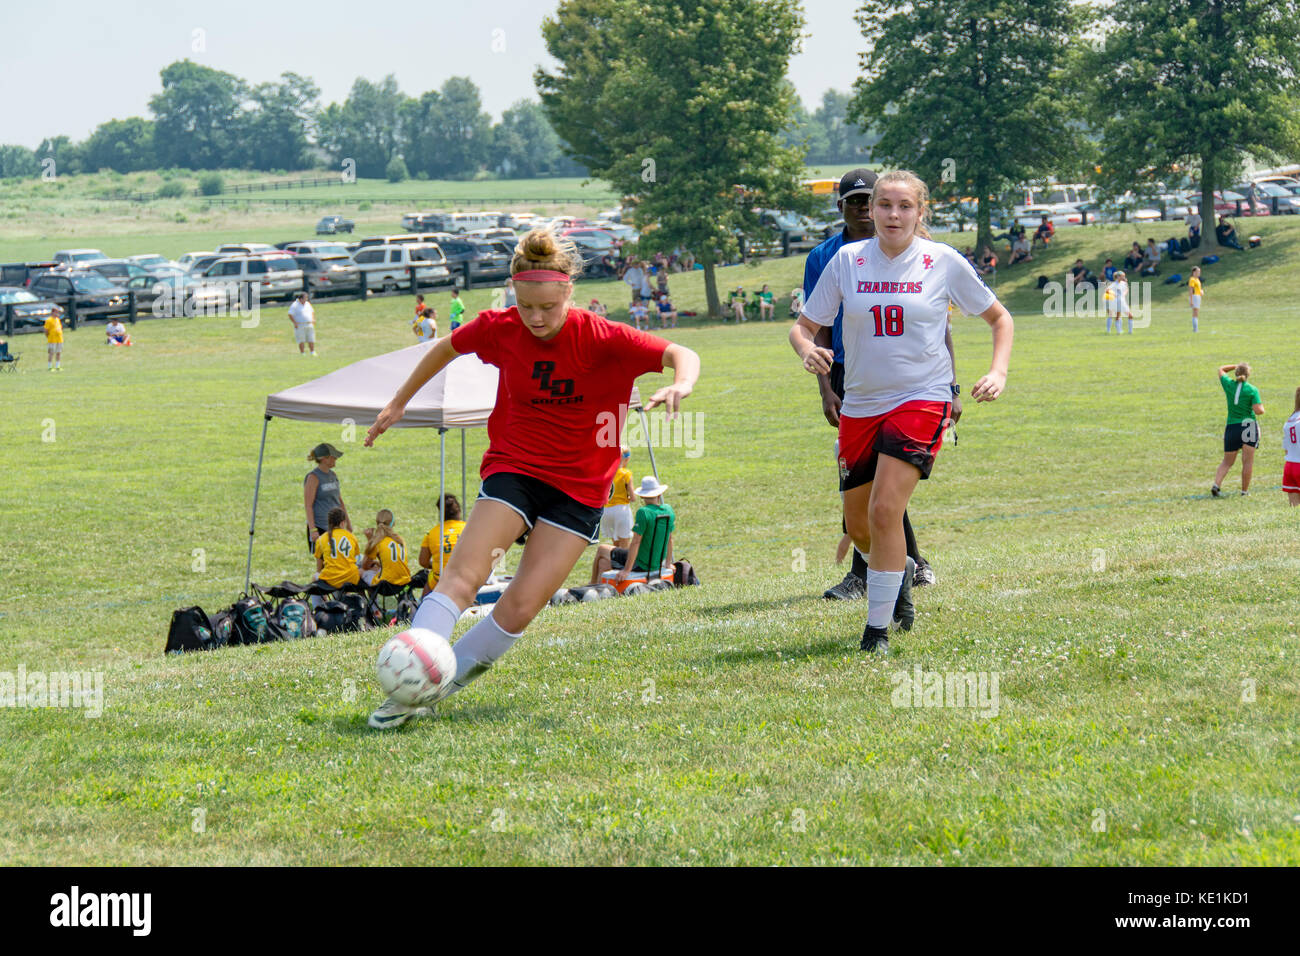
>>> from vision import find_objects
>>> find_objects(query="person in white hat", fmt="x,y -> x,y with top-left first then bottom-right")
588,474 -> 675,585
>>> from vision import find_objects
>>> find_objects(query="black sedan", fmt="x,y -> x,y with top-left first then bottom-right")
316,215 -> 356,235
28,270 -> 130,320
0,286 -> 59,333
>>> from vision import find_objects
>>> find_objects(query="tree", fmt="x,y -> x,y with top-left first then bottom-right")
1084,0 -> 1300,231
82,118 -> 156,173
36,135 -> 86,177
780,83 -> 830,164
539,0 -> 812,318
493,100 -> 567,177
850,0 -> 1089,250
811,90 -> 877,165
317,76 -> 405,179
0,144 -> 40,179
245,72 -> 320,171
149,60 -> 249,169
386,155 -> 409,182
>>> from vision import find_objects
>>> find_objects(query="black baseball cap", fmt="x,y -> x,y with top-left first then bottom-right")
838,168 -> 878,201
310,442 -> 344,459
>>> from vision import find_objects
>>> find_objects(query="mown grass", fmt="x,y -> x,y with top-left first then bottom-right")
2,215 -> 1298,865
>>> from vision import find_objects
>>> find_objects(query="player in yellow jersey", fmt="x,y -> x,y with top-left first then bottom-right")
600,448 -> 635,549
1188,266 -> 1203,332
361,509 -> 412,587
419,494 -> 468,596
312,507 -> 361,588
44,306 -> 64,371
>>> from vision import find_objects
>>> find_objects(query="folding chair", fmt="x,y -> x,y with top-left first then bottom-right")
0,341 -> 18,373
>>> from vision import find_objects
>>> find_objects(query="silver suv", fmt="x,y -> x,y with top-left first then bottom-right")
198,253 -> 304,302
351,243 -> 455,292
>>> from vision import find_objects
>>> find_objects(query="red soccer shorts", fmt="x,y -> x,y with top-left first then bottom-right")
1284,461 -> 1300,494
837,399 -> 950,491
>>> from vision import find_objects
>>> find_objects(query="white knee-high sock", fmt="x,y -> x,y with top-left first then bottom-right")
1106,315 -> 1112,333
412,590 -> 460,641
445,612 -> 523,698
866,569 -> 905,629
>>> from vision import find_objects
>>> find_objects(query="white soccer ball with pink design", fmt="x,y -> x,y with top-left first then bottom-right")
376,629 -> 457,705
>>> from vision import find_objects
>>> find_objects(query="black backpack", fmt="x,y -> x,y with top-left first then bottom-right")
673,559 -> 700,587
313,600 -> 351,633
392,592 -> 419,625
230,589 -> 286,646
165,606 -> 226,654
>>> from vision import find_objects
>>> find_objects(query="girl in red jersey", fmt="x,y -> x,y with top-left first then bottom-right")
790,170 -> 1013,654
363,229 -> 700,728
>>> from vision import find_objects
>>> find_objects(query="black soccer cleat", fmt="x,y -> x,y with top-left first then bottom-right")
893,557 -> 916,631
824,570 -> 867,601
860,624 -> 890,655
1210,485 -> 1222,498
913,561 -> 936,588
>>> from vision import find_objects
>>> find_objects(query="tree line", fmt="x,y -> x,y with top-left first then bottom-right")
0,57 -> 874,184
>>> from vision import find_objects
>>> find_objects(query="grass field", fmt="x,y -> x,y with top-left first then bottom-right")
3,213 -> 1299,865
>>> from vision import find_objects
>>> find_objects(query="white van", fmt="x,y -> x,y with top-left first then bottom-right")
198,253 -> 304,302
351,243 -> 455,292
447,212 -> 498,234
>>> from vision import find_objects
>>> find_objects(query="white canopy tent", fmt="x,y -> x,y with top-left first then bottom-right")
246,343 -> 653,592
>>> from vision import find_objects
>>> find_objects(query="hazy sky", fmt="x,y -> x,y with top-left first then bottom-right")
1,0 -> 865,148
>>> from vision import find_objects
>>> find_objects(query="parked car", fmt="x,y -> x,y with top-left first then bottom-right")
1251,175 -> 1300,189
279,240 -> 353,257
433,237 -> 512,284
403,212 -> 454,234
216,242 -> 278,255
443,212 -> 500,234
1234,182 -> 1300,214
1012,204 -> 1085,228
197,253 -> 305,302
350,243 -> 455,292
1183,191 -> 1271,217
0,261 -> 60,288
560,228 -> 619,252
177,251 -> 218,272
315,215 -> 355,235
356,234 -> 426,249
125,253 -> 182,272
293,253 -> 363,295
571,241 -> 618,279
184,253 -> 227,276
52,248 -> 108,269
122,273 -> 227,315
500,212 -> 539,230
85,259 -> 156,283
28,270 -> 130,319
0,286 -> 59,332
466,227 -> 519,242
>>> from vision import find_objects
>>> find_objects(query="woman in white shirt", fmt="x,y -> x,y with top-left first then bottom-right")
790,169 -> 1013,653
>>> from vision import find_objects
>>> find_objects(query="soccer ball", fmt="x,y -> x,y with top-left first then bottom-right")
376,629 -> 457,705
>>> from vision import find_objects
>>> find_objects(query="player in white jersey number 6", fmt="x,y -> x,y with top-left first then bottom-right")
790,170 -> 1014,654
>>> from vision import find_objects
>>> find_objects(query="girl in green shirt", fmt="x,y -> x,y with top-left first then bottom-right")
758,284 -> 775,321
1212,362 -> 1265,497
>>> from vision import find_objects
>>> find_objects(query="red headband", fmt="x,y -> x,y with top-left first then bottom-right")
512,270 -> 571,283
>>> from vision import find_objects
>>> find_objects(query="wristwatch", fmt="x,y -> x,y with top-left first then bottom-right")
951,384 -> 961,396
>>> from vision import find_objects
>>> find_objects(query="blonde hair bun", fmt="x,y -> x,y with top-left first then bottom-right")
512,227 -> 581,279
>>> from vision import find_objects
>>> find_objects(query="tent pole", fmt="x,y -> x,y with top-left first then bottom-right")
245,414 -> 271,593
461,428 -> 467,510
637,406 -> 660,483
439,428 -> 447,580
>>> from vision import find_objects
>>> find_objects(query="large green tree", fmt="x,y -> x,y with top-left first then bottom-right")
493,100 -> 572,178
82,118 -> 156,173
1084,0 -> 1300,230
851,0 -> 1089,250
149,60 -> 249,169
317,76 -> 405,179
245,72 -> 320,171
0,144 -> 40,179
538,0 -> 811,318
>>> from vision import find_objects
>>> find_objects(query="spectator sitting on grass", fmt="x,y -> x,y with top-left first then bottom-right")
1033,215 -> 1055,248
105,318 -> 132,347
629,299 -> 650,331
1141,238 -> 1161,275
1124,242 -> 1143,271
1103,258 -> 1117,281
1067,258 -> 1097,288
1009,235 -> 1032,265
788,285 -> 804,317
963,246 -> 978,268
977,245 -> 998,276
757,284 -> 775,320
588,298 -> 608,317
728,285 -> 748,322
1216,217 -> 1246,251
587,475 -> 675,586
656,294 -> 678,329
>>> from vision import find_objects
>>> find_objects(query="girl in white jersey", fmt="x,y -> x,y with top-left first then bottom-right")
1283,387 -> 1300,506
791,170 -> 1013,653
